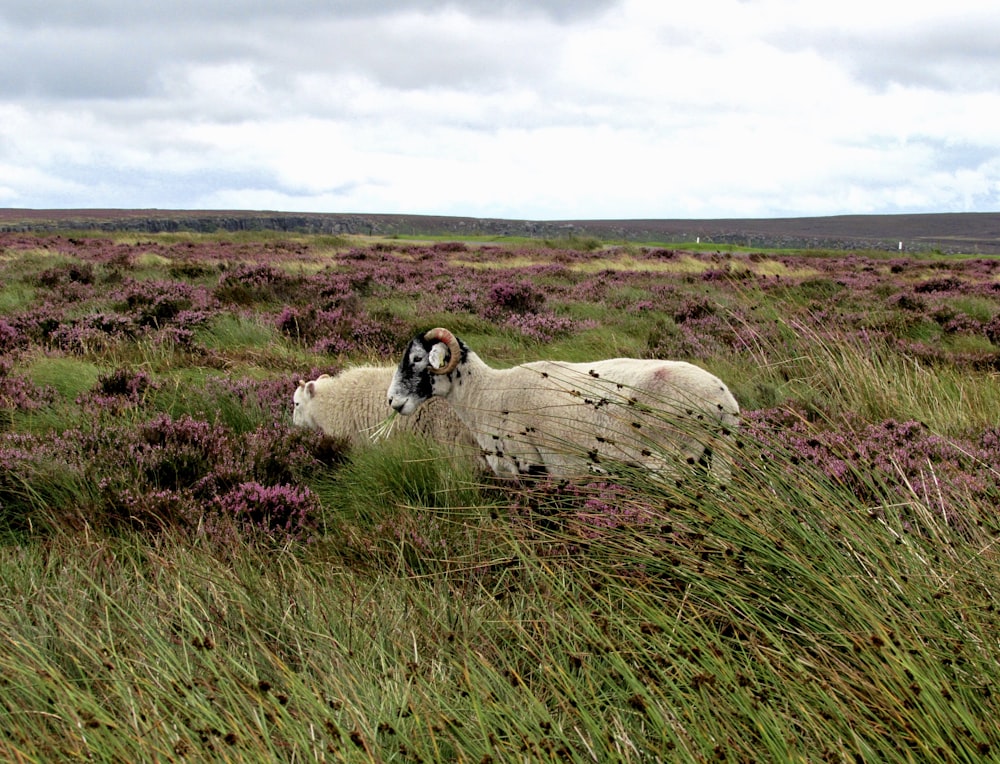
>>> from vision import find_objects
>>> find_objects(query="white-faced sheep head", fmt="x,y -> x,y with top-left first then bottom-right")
387,327 -> 463,415
292,374 -> 332,428
292,380 -> 312,427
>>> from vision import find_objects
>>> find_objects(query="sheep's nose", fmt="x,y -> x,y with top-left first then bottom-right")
388,395 -> 404,413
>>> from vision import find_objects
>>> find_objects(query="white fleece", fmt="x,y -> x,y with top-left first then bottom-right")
389,339 -> 740,483
294,366 -> 478,453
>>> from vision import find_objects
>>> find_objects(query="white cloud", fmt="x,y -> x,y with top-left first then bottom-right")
1,0 -> 998,218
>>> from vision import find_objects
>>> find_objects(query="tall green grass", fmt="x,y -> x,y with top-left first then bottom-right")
2,431 -> 997,761
725,316 -> 1000,434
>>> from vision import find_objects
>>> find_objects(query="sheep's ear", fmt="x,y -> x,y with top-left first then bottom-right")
306,381 -> 316,398
298,379 -> 306,387
428,343 -> 450,370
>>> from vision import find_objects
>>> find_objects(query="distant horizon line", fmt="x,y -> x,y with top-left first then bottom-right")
2,207 -> 997,223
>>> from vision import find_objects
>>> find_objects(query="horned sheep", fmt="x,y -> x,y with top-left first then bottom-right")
387,328 -> 740,484
293,366 -> 479,456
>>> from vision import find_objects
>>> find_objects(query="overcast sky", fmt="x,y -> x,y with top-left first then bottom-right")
2,0 -> 998,220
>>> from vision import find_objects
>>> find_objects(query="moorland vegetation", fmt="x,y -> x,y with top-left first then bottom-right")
1,229 -> 999,762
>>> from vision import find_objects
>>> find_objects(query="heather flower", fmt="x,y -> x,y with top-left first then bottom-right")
701,265 -> 755,283
214,263 -> 301,305
275,306 -> 303,340
486,280 -> 545,316
115,278 -> 203,327
567,271 -> 622,304
10,305 -> 65,345
891,338 -> 1000,370
914,276 -> 965,294
77,368 -> 156,412
136,414 -> 232,492
643,247 -> 679,260
505,479 -> 658,545
171,309 -> 215,330
442,291 -> 480,314
279,305 -> 342,345
647,312 -> 742,358
50,312 -> 142,354
630,301 -> 658,313
313,335 -> 356,355
277,304 -> 405,356
155,326 -> 197,349
0,319 -> 23,354
430,241 -> 469,253
0,371 -> 59,414
109,487 -> 201,533
673,298 -> 716,324
504,312 -> 589,342
743,408 -> 999,522
36,262 -> 95,287
215,481 -> 321,540
574,482 -> 657,537
205,375 -> 293,415
888,292 -> 927,312
243,424 -> 348,484
939,313 -> 982,336
984,315 -> 1000,345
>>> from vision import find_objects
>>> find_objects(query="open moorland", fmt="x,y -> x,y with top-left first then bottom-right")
3,208 -> 1000,254
1,226 -> 1000,762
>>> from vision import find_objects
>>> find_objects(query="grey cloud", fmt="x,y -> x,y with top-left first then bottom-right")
855,32 -> 1000,92
0,21 -> 258,99
770,13 -> 1000,92
924,140 -> 997,174
0,1 -> 576,101
275,16 -> 558,93
1,31 -> 169,99
0,0 -> 614,27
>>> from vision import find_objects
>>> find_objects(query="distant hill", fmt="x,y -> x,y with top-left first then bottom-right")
2,208 -> 999,254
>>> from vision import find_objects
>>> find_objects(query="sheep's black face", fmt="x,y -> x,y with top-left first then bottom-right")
388,333 -> 466,414
387,338 -> 437,415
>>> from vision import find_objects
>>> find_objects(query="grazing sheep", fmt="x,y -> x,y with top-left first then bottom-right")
387,328 -> 740,484
293,366 -> 479,455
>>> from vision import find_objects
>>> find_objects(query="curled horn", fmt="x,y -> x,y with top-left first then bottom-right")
424,327 -> 461,375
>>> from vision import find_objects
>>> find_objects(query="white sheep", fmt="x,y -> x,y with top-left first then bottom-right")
293,366 -> 479,456
387,328 -> 740,484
